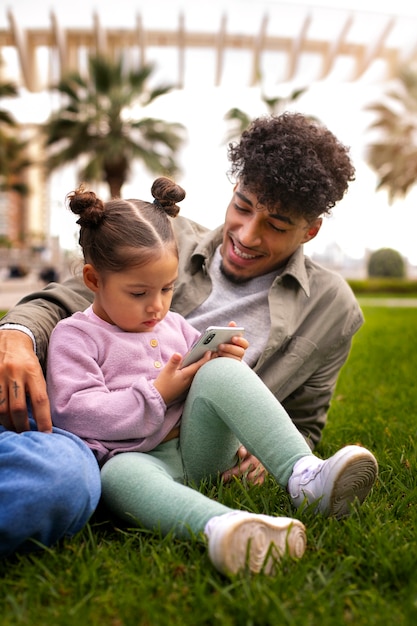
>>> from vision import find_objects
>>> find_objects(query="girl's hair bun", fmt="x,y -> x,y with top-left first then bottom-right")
151,177 -> 185,218
67,185 -> 105,227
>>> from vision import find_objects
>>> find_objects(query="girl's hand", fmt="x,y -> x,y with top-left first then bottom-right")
215,321 -> 249,361
153,351 -> 211,405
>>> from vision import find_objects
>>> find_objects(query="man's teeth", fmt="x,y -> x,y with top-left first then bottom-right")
233,244 -> 256,259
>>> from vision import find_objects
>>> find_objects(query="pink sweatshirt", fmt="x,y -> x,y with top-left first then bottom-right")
47,306 -> 200,464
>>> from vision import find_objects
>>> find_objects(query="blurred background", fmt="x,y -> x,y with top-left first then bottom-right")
2,0 -> 417,298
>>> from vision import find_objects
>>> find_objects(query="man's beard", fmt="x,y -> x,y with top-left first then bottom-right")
219,260 -> 251,285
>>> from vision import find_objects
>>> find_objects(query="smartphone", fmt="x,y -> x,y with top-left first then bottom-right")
180,326 -> 245,368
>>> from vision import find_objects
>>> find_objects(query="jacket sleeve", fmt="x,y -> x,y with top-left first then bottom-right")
257,261 -> 364,451
279,335 -> 355,450
0,275 -> 93,372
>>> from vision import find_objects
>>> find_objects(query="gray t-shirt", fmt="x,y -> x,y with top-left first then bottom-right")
185,247 -> 277,367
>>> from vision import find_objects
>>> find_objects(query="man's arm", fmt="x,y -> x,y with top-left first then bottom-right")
279,339 -> 355,450
1,275 -> 92,371
0,275 -> 92,431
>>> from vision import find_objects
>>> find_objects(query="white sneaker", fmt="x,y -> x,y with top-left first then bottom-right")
205,511 -> 306,576
288,445 -> 378,519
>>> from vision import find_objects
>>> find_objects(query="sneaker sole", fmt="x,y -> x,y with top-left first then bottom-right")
208,515 -> 306,576
320,446 -> 378,519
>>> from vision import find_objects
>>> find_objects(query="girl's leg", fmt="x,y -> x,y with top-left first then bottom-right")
100,439 -> 307,575
180,358 -> 312,486
181,359 -> 378,520
100,440 -> 232,538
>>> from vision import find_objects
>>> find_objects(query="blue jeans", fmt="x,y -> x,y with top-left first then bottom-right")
0,417 -> 101,556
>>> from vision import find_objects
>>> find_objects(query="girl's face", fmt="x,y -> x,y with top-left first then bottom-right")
84,250 -> 178,332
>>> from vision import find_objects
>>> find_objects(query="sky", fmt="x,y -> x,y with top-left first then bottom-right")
2,0 -> 417,265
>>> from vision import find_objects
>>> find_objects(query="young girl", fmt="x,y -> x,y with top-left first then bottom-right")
47,177 -> 378,577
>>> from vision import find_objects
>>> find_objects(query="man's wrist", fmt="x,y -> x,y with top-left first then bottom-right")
0,324 -> 37,353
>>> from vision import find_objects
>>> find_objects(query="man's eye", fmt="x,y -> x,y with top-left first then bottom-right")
234,203 -> 250,213
269,223 -> 286,233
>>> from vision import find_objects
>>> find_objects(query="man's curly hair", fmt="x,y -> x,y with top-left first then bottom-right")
227,112 -> 355,221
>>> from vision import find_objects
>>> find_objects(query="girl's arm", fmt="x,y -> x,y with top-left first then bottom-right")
47,324 -> 167,442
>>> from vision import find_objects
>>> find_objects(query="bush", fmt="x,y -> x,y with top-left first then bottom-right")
348,278 -> 417,295
367,248 -> 405,278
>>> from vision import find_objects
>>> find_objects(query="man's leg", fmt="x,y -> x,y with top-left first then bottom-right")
0,420 -> 101,556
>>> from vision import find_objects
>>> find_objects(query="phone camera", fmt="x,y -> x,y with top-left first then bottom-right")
203,333 -> 216,345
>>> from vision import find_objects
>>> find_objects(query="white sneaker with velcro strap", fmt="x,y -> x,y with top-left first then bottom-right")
288,445 -> 378,519
205,511 -> 306,576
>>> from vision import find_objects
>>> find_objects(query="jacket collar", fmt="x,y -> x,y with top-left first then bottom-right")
189,225 -> 224,274
279,245 -> 310,297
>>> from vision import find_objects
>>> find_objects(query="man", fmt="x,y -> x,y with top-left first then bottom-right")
0,113 -> 372,556
171,113 -> 360,453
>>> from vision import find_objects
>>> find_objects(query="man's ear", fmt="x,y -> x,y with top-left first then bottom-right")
302,218 -> 322,244
83,264 -> 100,292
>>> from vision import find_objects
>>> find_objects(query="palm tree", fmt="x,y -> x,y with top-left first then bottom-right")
0,75 -> 30,196
365,66 -> 417,203
0,77 -> 18,127
224,87 -> 308,144
0,132 -> 30,196
44,56 -> 186,198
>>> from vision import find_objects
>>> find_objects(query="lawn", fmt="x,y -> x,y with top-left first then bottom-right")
1,305 -> 416,625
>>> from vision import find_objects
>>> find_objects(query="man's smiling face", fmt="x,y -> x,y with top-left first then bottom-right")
219,184 -> 322,283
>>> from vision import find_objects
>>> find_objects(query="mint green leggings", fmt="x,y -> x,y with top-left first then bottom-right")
100,358 -> 312,538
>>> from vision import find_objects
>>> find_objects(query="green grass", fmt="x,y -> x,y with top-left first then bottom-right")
1,306 -> 417,625
348,278 -> 417,295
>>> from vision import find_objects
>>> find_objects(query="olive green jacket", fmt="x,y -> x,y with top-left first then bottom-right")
171,217 -> 364,449
1,215 -> 363,449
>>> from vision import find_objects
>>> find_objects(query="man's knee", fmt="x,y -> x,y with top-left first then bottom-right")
0,428 -> 101,555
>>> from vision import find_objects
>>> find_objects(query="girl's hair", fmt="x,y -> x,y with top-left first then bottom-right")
66,177 -> 185,272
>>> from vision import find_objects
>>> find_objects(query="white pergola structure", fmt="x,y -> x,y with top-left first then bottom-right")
1,5 -> 417,92
1,2 -> 417,261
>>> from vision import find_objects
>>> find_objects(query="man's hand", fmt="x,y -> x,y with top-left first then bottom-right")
0,330 -> 52,433
222,445 -> 267,485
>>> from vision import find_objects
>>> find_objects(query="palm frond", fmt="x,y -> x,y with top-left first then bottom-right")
43,55 -> 184,196
365,65 -> 417,202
